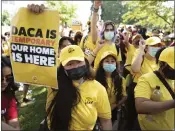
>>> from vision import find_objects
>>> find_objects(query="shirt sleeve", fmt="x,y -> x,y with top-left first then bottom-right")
46,87 -> 58,111
122,78 -> 127,96
134,76 -> 152,99
7,98 -> 18,121
117,48 -> 122,62
131,49 -> 140,65
96,83 -> 111,119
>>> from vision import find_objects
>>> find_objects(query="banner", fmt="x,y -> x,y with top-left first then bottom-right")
72,19 -> 82,31
10,7 -> 59,88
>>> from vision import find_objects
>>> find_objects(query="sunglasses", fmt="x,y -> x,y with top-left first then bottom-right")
1,75 -> 14,82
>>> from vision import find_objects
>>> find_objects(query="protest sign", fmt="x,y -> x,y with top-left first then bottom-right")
10,7 -> 59,88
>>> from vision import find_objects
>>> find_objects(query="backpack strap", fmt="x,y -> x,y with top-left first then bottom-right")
154,71 -> 175,99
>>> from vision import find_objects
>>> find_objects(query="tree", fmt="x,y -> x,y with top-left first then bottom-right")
101,1 -> 128,24
2,10 -> 10,26
46,1 -> 77,26
122,1 -> 174,31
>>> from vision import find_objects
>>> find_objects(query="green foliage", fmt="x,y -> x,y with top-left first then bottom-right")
46,1 -> 77,26
122,1 -> 174,31
2,10 -> 10,26
101,1 -> 128,24
18,86 -> 47,130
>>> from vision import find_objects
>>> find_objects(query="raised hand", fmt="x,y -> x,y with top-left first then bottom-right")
121,32 -> 129,43
94,0 -> 103,9
139,39 -> 146,52
27,4 -> 45,14
93,40 -> 105,55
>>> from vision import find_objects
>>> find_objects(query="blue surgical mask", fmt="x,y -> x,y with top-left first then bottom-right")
104,31 -> 114,40
148,47 -> 161,57
103,63 -> 116,73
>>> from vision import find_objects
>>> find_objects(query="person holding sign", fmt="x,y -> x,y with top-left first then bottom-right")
46,36 -> 74,111
11,4 -> 59,88
45,45 -> 112,130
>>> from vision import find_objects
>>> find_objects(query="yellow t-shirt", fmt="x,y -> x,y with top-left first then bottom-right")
47,80 -> 111,130
83,35 -> 99,56
2,42 -> 10,56
135,72 -> 175,130
46,58 -> 60,111
79,35 -> 88,50
125,44 -> 136,72
94,44 -> 122,71
132,50 -> 159,83
106,77 -> 127,105
46,87 -> 58,111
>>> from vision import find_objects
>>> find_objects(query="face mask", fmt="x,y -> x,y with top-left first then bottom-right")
103,64 -> 116,73
104,31 -> 114,40
162,65 -> 175,80
65,65 -> 88,80
148,47 -> 160,57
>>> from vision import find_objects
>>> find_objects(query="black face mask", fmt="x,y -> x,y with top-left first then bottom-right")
162,65 -> 175,80
66,65 -> 88,80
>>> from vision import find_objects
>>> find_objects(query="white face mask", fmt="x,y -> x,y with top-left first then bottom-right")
148,47 -> 161,57
104,31 -> 114,41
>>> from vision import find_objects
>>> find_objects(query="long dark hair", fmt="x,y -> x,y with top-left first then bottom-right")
1,61 -> 18,100
47,59 -> 94,130
95,56 -> 123,103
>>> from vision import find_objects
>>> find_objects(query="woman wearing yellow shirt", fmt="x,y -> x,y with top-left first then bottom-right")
131,36 -> 165,83
95,52 -> 127,123
47,45 -> 112,130
124,34 -> 143,73
135,47 -> 175,130
46,36 -> 73,111
89,0 -> 122,70
126,36 -> 165,130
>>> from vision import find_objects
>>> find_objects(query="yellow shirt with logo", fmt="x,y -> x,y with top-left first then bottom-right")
106,77 -> 127,105
132,50 -> 159,83
47,80 -> 111,130
125,44 -> 136,72
135,72 -> 175,130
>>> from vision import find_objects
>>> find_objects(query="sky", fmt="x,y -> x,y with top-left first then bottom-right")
2,0 -> 174,31
2,1 -> 92,27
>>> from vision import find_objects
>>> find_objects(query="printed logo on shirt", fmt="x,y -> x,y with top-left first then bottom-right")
85,97 -> 93,104
84,48 -> 91,56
